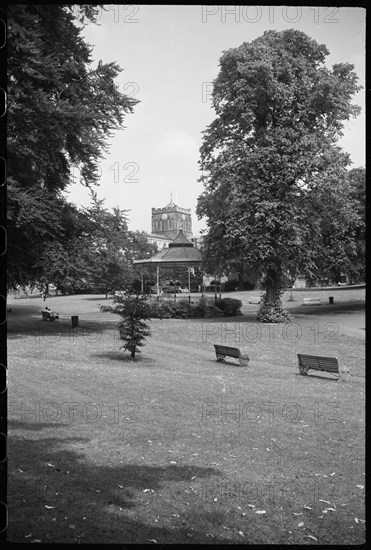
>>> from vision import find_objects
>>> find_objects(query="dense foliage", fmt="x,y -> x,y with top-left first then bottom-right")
8,5 -> 138,287
197,29 -> 363,321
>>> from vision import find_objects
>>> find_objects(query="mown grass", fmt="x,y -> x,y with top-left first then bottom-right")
7,293 -> 365,544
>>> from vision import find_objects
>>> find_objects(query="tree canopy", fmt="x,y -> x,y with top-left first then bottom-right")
197,29 -> 362,320
7,5 -> 138,287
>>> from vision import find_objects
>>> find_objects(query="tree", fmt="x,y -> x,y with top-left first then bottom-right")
81,193 -> 134,298
344,167 -> 366,282
129,231 -> 158,261
100,295 -> 152,360
7,5 -> 138,287
197,29 -> 362,321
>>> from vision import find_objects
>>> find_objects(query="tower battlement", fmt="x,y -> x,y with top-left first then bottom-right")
152,205 -> 191,214
151,199 -> 193,240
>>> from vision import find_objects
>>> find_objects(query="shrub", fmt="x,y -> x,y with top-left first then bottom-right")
215,297 -> 242,316
148,298 -> 207,319
257,300 -> 293,323
223,279 -> 239,292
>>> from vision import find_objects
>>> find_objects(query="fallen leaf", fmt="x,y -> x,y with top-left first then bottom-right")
45,505 -> 55,509
293,512 -> 302,516
239,531 -> 244,536
303,506 -> 312,510
298,522 -> 304,527
148,539 -> 157,543
305,535 -> 318,541
255,510 -> 266,514
25,534 -> 32,538
47,463 -> 55,467
170,461 -> 176,465
356,485 -> 364,489
355,518 -> 365,524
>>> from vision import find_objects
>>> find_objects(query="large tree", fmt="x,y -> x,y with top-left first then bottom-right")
7,5 -> 138,287
197,29 -> 362,320
80,193 -> 134,298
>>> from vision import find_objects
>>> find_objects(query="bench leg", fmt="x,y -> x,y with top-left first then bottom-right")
216,354 -> 226,362
239,358 -> 249,366
299,366 -> 309,375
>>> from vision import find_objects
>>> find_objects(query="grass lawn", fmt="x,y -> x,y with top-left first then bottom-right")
7,291 -> 365,544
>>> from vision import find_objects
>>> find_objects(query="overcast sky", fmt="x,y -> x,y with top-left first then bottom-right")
64,5 -> 366,236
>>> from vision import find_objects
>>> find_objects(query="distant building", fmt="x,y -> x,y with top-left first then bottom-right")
146,232 -> 172,251
151,197 -> 193,240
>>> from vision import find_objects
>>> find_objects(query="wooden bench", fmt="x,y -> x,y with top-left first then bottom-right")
41,310 -> 58,321
214,344 -> 249,366
297,353 -> 344,380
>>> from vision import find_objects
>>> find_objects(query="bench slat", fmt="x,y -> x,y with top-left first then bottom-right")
214,344 -> 249,366
298,353 -> 340,378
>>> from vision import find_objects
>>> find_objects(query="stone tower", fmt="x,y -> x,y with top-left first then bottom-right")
151,196 -> 193,240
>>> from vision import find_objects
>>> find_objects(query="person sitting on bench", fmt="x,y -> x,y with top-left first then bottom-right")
42,306 -> 59,320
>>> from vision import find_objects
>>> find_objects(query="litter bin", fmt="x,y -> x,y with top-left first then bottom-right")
71,315 -> 79,328
329,297 -> 334,304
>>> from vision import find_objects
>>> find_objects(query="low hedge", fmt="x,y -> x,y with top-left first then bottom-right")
148,300 -> 203,319
215,297 -> 242,316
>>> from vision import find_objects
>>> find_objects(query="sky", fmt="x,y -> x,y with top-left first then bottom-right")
64,5 -> 366,236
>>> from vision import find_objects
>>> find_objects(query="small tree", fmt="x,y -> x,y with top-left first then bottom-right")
100,294 -> 151,360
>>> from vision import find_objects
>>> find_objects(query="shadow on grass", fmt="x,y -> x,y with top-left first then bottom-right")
91,351 -> 154,364
287,301 -> 365,316
81,296 -> 111,301
7,318 -> 118,341
8,430 -> 229,544
8,420 -> 79,431
296,373 -> 341,383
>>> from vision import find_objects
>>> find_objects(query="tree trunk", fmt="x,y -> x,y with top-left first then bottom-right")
265,283 -> 281,304
237,263 -> 243,290
264,268 -> 282,305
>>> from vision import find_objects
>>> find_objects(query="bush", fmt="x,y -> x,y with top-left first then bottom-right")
257,300 -> 293,323
215,297 -> 242,316
148,298 -> 208,319
223,279 -> 239,292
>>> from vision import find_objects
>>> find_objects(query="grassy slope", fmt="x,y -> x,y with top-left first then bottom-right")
7,292 -> 365,544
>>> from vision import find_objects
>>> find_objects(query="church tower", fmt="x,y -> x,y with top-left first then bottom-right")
151,195 -> 193,240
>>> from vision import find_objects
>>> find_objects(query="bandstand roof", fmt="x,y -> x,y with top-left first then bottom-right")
133,230 -> 202,266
